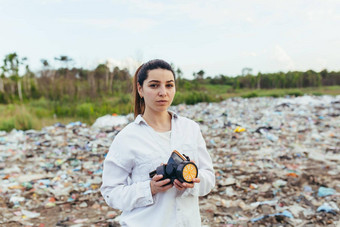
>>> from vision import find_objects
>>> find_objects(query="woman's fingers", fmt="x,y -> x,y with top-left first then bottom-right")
152,174 -> 163,181
160,183 -> 173,191
152,175 -> 171,186
174,179 -> 193,190
174,178 -> 201,190
150,175 -> 172,195
156,178 -> 171,187
174,179 -> 184,190
183,178 -> 200,188
193,178 -> 200,183
151,175 -> 201,194
182,182 -> 194,188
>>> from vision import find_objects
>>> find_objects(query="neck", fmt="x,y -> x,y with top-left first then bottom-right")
142,109 -> 171,132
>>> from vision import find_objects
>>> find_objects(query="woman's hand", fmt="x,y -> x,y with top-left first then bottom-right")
173,178 -> 200,191
150,174 -> 173,195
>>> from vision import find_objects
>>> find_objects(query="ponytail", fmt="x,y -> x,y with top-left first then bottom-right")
133,64 -> 144,118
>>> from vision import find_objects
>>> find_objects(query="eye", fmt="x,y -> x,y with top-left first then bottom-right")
149,84 -> 158,88
166,84 -> 174,88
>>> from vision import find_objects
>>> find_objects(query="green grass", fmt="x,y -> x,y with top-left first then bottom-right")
242,92 -> 258,98
218,86 -> 340,99
199,84 -> 232,94
0,105 -> 35,131
173,91 -> 221,105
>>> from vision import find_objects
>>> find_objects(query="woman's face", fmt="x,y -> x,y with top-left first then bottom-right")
137,68 -> 176,115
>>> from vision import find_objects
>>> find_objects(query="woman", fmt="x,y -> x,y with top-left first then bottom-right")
101,59 -> 215,226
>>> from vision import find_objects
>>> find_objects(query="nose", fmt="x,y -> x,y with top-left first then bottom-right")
158,85 -> 166,96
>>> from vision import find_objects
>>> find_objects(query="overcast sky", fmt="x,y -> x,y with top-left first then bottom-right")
0,0 -> 339,78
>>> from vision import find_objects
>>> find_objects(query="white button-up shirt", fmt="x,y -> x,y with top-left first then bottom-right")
101,111 -> 215,227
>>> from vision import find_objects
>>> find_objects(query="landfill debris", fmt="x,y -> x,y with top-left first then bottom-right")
0,95 -> 339,226
251,210 -> 293,223
92,114 -> 131,130
317,202 -> 339,215
318,186 -> 336,197
234,126 -> 246,133
21,210 -> 41,219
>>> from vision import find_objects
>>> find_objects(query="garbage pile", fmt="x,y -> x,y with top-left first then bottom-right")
1,95 -> 339,226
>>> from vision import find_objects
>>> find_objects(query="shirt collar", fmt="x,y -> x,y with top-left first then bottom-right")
134,110 -> 178,125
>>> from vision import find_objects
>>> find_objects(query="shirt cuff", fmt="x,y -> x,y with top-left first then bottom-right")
137,180 -> 154,207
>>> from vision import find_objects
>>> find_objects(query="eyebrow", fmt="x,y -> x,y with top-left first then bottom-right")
148,80 -> 175,83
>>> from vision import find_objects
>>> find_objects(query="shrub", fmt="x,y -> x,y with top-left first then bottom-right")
76,103 -> 94,119
0,93 -> 7,104
172,92 -> 185,105
312,92 -> 322,96
30,97 -> 49,108
173,92 -> 216,105
118,94 -> 131,104
0,118 -> 15,131
242,92 -> 258,98
287,91 -> 303,97
14,112 -> 33,130
267,93 -> 280,98
34,107 -> 51,118
54,104 -> 74,117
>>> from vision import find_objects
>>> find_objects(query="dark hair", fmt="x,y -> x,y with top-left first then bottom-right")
133,59 -> 176,118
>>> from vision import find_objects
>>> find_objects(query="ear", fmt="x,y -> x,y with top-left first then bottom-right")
137,82 -> 143,98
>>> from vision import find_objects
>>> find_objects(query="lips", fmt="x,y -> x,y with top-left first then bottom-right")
156,100 -> 168,104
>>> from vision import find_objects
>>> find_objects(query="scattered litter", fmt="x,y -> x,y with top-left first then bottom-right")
234,126 -> 246,133
317,202 -> 339,215
251,210 -> 293,223
92,114 -> 130,130
21,210 -> 40,219
318,186 -> 336,197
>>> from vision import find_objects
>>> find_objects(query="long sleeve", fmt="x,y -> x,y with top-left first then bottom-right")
181,123 -> 215,197
195,127 -> 215,196
100,137 -> 154,212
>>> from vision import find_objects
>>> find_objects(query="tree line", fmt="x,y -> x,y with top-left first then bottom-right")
0,53 -> 132,104
1,52 -> 339,104
206,70 -> 340,89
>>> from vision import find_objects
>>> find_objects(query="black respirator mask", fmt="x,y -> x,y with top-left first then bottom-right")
149,150 -> 198,184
